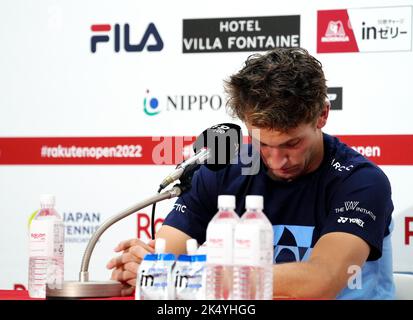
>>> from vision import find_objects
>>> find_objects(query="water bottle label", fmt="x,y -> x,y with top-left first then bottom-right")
234,224 -> 274,267
29,220 -> 54,257
136,253 -> 176,300
234,224 -> 260,266
173,255 -> 206,300
206,223 -> 235,265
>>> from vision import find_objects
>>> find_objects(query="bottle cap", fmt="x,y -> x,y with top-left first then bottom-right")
245,195 -> 264,210
155,238 -> 166,254
40,194 -> 55,207
217,195 -> 235,209
186,239 -> 198,255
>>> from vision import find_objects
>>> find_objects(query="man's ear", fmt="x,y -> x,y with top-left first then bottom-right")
316,100 -> 330,129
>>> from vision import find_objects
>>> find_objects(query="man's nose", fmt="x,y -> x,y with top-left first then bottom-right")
263,147 -> 288,169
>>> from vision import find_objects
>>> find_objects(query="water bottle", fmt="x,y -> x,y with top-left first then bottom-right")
205,195 -> 240,300
233,195 -> 273,300
28,194 -> 64,298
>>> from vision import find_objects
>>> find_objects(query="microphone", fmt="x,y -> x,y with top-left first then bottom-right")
159,148 -> 210,189
159,123 -> 242,190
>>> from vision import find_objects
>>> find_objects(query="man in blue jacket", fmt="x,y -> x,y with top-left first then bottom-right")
107,48 -> 395,299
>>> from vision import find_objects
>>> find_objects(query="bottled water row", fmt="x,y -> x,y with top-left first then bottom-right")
206,195 -> 274,300
136,194 -> 274,300
136,238 -> 207,300
27,193 -> 272,300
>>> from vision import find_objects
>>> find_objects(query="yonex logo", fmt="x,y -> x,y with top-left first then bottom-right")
337,217 -> 348,223
337,216 -> 365,228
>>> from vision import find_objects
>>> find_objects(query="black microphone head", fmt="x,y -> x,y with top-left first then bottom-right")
193,123 -> 242,171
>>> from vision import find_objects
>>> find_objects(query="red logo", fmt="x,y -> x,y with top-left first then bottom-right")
137,213 -> 164,239
405,217 -> 413,245
235,239 -> 251,247
317,10 -> 359,53
31,233 -> 46,240
209,238 -> 224,247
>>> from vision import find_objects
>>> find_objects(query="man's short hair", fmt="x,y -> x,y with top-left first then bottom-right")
225,48 -> 327,131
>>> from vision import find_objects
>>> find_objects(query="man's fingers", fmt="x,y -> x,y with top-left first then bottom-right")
148,239 -> 156,248
129,245 -> 153,260
114,238 -> 155,253
120,285 -> 135,297
106,257 -> 117,270
126,278 -> 136,287
110,265 -> 137,282
114,238 -> 139,252
124,261 -> 139,274
110,268 -> 123,281
120,270 -> 136,282
106,252 -> 137,270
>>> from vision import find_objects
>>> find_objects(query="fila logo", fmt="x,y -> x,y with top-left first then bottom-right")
90,23 -> 164,53
345,201 -> 359,211
338,217 -> 348,223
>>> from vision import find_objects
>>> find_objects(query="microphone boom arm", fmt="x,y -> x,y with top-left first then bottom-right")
79,186 -> 182,282
45,186 -> 182,298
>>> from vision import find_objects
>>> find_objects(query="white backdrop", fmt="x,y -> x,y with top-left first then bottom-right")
0,0 -> 412,290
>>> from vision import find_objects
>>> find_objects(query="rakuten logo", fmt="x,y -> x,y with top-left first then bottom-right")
235,239 -> 251,248
209,238 -> 224,247
351,145 -> 381,158
137,213 -> 164,239
31,233 -> 46,240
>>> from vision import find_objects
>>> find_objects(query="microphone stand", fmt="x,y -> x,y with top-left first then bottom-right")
46,186 -> 182,299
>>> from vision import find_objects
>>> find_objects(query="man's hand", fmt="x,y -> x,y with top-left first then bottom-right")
106,238 -> 155,296
106,226 -> 192,296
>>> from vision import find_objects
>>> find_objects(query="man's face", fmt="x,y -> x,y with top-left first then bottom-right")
246,121 -> 324,181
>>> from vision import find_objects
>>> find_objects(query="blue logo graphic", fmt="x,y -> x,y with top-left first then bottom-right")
273,225 -> 315,263
143,89 -> 161,116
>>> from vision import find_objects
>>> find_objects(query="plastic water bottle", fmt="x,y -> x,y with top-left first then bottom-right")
233,195 -> 273,300
205,195 -> 240,300
28,194 -> 64,298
